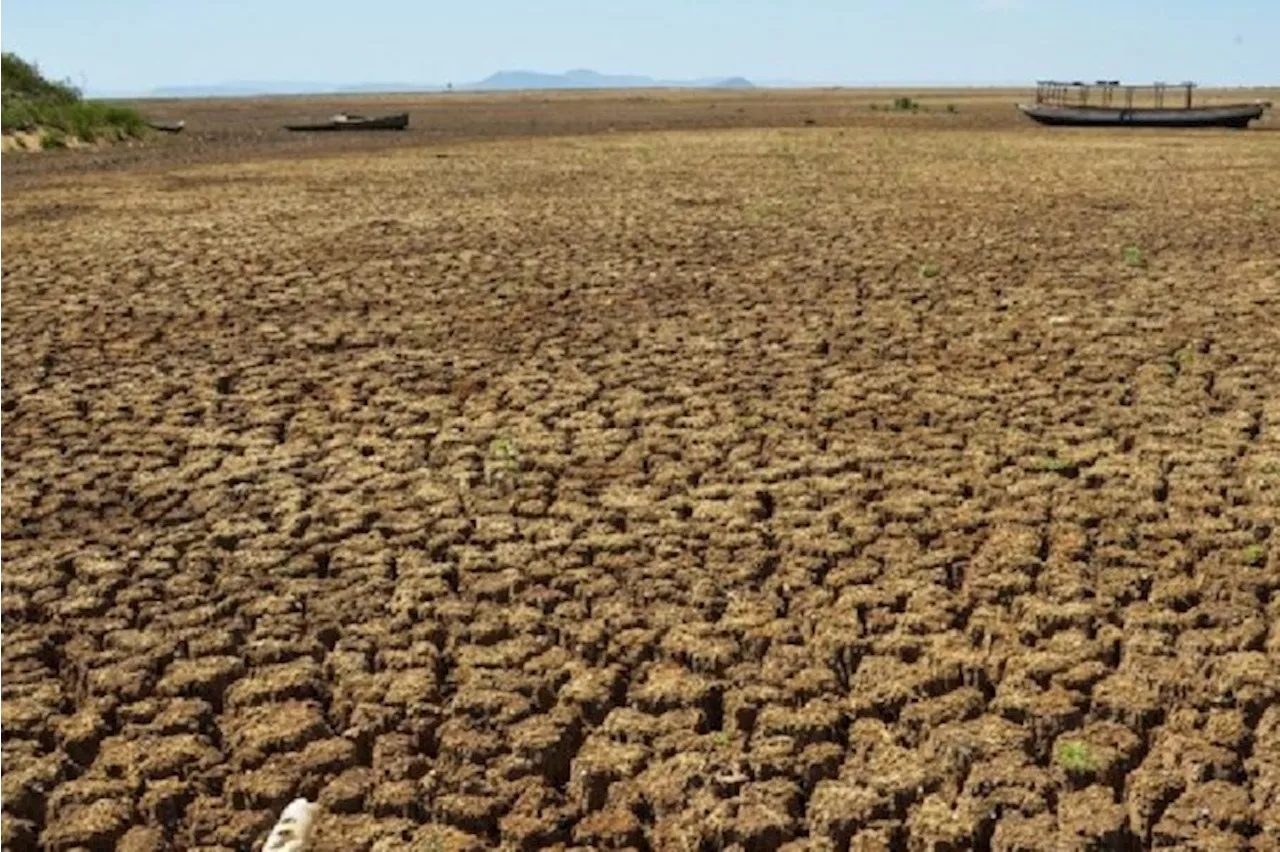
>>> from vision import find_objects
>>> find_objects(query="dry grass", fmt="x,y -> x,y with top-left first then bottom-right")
3,94 -> 1280,850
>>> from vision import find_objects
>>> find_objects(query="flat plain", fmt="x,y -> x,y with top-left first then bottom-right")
3,88 -> 1280,851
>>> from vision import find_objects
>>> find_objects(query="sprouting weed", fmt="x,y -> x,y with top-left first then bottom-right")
483,437 -> 520,488
1055,740 -> 1095,773
1032,456 -> 1076,476
919,263 -> 941,279
1122,243 -> 1146,268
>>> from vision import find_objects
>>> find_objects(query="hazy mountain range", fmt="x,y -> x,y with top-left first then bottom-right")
100,69 -> 763,99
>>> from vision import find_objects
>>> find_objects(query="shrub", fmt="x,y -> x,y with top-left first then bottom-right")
40,128 -> 67,150
1,98 -> 39,132
2,52 -> 79,103
2,51 -> 145,143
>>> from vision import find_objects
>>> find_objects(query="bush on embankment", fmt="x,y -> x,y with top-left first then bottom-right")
2,52 -> 146,147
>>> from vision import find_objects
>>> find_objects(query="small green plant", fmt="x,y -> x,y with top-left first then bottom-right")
946,104 -> 958,114
483,436 -> 520,488
919,263 -> 941,279
1261,462 -> 1280,476
711,730 -> 733,748
1033,456 -> 1077,476
1122,243 -> 1146,268
1055,740 -> 1095,773
893,96 -> 920,112
1243,545 -> 1266,567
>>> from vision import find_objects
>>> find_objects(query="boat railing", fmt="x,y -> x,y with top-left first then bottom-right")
1033,80 -> 1199,110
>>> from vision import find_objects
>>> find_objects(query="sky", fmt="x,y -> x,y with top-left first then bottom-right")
2,0 -> 1277,94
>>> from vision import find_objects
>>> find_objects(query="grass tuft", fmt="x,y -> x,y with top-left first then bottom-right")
484,437 -> 521,488
1122,243 -> 1146,268
1055,740 -> 1095,773
1032,455 -> 1078,477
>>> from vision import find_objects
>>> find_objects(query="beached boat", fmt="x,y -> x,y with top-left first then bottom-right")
1019,81 -> 1269,129
146,120 -> 186,133
283,112 -> 409,132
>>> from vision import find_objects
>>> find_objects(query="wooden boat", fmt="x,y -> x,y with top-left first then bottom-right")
1019,81 -> 1270,129
283,112 -> 409,132
146,120 -> 186,133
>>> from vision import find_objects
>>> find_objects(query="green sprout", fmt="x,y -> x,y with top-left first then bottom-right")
1055,740 -> 1095,773
483,437 -> 520,488
1243,545 -> 1266,567
1122,244 -> 1146,268
919,263 -> 941,279
1033,456 -> 1077,476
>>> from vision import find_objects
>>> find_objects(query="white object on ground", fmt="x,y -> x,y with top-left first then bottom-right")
262,798 -> 318,852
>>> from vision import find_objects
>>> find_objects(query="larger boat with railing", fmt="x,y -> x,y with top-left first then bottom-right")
1018,80 -> 1269,129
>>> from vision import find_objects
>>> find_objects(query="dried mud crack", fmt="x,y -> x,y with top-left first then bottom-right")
4,101 -> 1280,852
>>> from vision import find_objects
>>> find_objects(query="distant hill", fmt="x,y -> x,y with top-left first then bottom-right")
471,69 -> 753,91
122,69 -> 755,99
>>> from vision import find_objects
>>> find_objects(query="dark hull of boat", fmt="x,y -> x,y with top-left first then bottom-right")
1019,103 -> 1265,129
284,113 -> 409,132
146,121 -> 185,133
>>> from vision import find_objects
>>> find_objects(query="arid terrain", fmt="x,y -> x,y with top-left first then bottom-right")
3,89 -> 1279,851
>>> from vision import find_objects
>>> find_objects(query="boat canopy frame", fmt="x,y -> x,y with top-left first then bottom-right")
1034,80 -> 1197,110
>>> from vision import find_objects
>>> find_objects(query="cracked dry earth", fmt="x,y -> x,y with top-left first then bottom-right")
3,124 -> 1280,852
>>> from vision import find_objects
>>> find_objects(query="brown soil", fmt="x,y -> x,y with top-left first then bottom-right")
3,88 -> 1279,851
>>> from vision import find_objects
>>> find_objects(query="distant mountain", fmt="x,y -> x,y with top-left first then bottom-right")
121,69 -> 755,99
470,69 -> 754,91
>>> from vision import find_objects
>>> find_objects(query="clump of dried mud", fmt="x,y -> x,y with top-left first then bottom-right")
3,108 -> 1279,851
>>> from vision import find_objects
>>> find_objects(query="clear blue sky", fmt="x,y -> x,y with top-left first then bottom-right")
3,0 -> 1277,93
